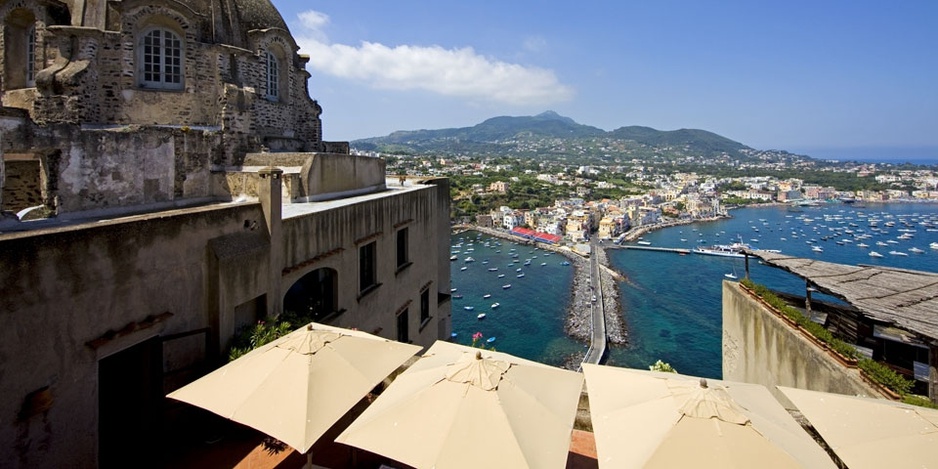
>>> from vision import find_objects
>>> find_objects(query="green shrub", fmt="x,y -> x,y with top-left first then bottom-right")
902,394 -> 938,409
859,358 -> 914,396
649,360 -> 677,373
227,309 -> 317,361
741,279 -> 857,360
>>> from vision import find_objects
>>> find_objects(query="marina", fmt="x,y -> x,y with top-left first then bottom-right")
450,203 -> 938,377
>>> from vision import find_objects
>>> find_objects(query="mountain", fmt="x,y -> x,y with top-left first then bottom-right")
351,112 -> 782,164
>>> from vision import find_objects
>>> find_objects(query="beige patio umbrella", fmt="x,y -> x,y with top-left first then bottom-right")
780,386 -> 938,468
335,340 -> 585,469
167,322 -> 421,462
582,364 -> 836,468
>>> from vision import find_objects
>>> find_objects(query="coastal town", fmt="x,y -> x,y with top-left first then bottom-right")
379,148 -> 938,245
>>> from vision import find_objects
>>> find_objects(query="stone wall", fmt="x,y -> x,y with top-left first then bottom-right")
302,153 -> 387,201
280,182 -> 453,347
0,202 -> 268,468
722,280 -> 881,404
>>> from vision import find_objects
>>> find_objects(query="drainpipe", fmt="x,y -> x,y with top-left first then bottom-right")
259,166 -> 283,318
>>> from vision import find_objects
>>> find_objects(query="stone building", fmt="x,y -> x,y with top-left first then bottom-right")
0,1 -> 453,467
1,0 -> 343,216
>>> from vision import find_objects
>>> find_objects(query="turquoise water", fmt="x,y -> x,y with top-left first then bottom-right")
448,234 -> 583,367
451,203 -> 938,377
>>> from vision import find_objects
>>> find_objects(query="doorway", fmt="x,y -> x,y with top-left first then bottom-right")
98,336 -> 163,468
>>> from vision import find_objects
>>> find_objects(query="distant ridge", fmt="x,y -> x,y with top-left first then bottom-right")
352,111 -> 763,162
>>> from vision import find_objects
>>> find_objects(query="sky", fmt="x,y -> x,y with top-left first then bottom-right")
270,0 -> 938,161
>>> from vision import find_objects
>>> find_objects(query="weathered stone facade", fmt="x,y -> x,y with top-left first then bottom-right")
0,0 -> 336,216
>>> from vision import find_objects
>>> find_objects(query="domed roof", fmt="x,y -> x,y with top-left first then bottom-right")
231,0 -> 290,34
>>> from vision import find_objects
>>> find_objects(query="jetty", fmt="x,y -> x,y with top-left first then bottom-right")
611,245 -> 691,254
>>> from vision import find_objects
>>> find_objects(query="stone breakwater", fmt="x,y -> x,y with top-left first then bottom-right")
456,226 -> 628,352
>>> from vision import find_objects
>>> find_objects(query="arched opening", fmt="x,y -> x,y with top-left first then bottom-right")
283,267 -> 339,323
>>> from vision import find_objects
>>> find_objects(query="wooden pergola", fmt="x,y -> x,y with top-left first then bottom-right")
744,250 -> 938,401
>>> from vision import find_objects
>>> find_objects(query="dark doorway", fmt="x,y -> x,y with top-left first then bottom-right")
98,336 -> 163,468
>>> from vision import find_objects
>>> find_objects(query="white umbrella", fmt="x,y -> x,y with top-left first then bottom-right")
583,364 -> 836,468
336,340 -> 585,469
167,322 -> 421,465
780,386 -> 938,469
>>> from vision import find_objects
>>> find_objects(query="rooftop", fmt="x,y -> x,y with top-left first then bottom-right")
749,250 -> 938,341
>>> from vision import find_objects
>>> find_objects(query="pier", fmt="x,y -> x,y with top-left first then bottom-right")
610,245 -> 691,254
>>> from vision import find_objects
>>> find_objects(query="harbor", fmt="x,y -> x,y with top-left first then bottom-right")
451,203 -> 938,378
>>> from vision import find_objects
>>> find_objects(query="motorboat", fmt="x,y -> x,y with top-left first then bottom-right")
491,303 -> 500,309
869,251 -> 884,258
692,242 -> 751,258
477,313 -> 486,320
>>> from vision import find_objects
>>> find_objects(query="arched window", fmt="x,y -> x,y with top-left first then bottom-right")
265,51 -> 279,101
283,268 -> 339,322
3,9 -> 37,89
138,27 -> 183,89
25,24 -> 35,86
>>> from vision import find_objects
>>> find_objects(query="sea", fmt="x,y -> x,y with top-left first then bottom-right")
449,202 -> 938,378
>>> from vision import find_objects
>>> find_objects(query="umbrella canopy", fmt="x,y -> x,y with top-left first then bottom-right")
335,340 -> 585,469
780,386 -> 938,468
582,364 -> 836,468
167,322 -> 422,454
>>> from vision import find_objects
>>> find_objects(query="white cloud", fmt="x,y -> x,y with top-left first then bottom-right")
522,35 -> 548,53
293,10 -> 573,106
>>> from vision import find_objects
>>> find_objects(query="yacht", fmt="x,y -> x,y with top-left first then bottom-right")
692,241 -> 751,258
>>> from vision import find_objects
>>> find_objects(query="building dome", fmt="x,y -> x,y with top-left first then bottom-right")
230,0 -> 290,33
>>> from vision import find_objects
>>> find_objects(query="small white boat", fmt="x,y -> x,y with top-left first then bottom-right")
811,246 -> 823,252
931,242 -> 938,250
491,303 -> 500,309
540,262 -> 547,266
889,251 -> 908,257
464,306 -> 474,311
869,251 -> 884,258
857,243 -> 869,248
487,267 -> 498,272
477,313 -> 486,320
909,247 -> 925,253
502,284 -> 512,289
483,294 -> 491,299
464,257 -> 475,263
637,241 -> 652,246
517,273 -> 525,278
498,274 -> 505,278
724,273 -> 738,280
487,337 -> 496,343
460,266 -> 468,271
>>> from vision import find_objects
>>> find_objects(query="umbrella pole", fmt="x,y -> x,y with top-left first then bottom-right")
304,451 -> 313,469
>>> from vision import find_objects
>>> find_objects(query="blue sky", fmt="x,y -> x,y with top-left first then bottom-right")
271,1 -> 937,160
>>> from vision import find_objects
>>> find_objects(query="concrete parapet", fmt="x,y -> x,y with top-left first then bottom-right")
722,280 -> 882,405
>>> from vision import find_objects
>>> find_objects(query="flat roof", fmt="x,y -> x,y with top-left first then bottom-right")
281,178 -> 433,220
749,250 -> 938,342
